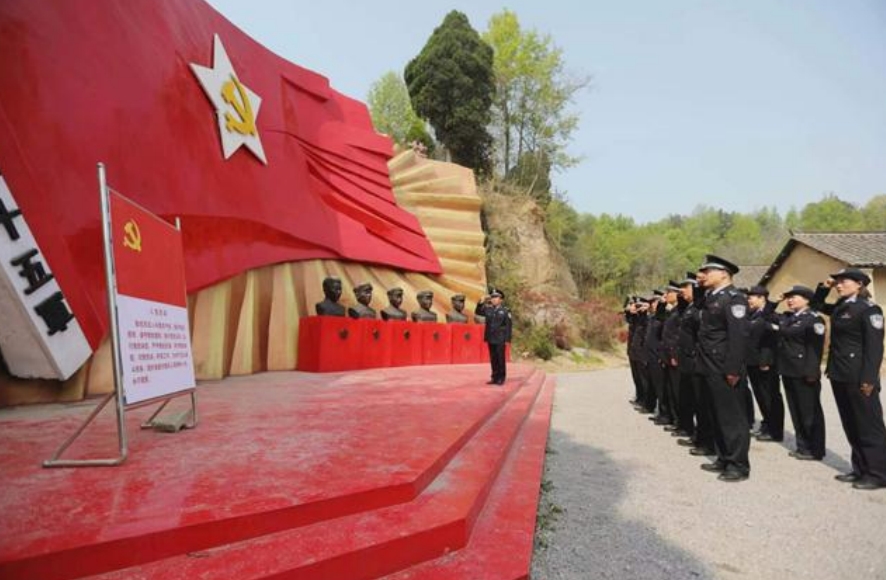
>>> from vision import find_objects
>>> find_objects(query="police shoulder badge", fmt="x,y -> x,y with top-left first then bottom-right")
730,304 -> 747,319
870,314 -> 884,330
813,322 -> 826,335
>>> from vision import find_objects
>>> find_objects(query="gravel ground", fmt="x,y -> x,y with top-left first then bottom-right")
531,367 -> 886,580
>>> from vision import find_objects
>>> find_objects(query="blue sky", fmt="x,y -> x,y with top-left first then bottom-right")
205,0 -> 886,224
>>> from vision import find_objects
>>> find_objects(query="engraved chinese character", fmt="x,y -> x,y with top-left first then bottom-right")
10,248 -> 54,295
0,197 -> 23,241
34,291 -> 74,335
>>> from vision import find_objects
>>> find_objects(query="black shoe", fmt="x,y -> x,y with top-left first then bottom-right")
701,461 -> 726,472
852,478 -> 886,491
676,438 -> 696,447
653,417 -> 672,426
755,433 -> 776,442
671,430 -> 690,437
486,380 -> 496,385
789,451 -> 821,461
835,472 -> 861,483
718,471 -> 749,482
690,447 -> 715,456
495,380 -> 505,385
663,425 -> 680,432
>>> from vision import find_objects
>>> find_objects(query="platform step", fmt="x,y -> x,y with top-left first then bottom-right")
86,370 -> 548,580
0,366 -> 534,580
382,375 -> 555,580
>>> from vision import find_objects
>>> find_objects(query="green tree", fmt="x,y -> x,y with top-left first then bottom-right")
483,10 -> 589,179
405,11 -> 495,173
794,194 -> 864,231
545,195 -> 578,251
506,150 -> 552,204
861,194 -> 886,230
366,71 -> 433,150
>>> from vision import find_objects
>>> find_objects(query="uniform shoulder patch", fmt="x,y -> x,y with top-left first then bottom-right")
813,322 -> 826,335
870,314 -> 884,330
730,304 -> 747,319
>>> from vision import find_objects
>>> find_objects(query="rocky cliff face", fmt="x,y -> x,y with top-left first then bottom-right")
481,189 -> 580,335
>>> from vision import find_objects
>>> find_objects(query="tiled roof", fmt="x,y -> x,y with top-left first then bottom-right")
761,231 -> 886,284
734,265 -> 769,288
791,232 -> 886,267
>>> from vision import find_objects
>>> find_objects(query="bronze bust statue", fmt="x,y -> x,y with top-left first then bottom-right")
446,294 -> 469,323
381,287 -> 408,321
348,282 -> 377,319
315,277 -> 346,317
411,290 -> 438,322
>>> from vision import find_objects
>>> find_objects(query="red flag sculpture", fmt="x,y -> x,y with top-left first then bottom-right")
0,0 -> 442,351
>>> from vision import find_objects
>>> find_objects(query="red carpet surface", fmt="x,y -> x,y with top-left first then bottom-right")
0,363 -> 553,580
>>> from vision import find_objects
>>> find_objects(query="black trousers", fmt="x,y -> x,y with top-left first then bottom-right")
783,376 -> 825,458
831,380 -> 886,483
677,371 -> 697,436
706,373 -> 751,474
488,342 -> 507,383
740,376 -> 755,427
629,359 -> 645,402
747,365 -> 784,438
645,361 -> 665,417
693,372 -> 715,450
664,364 -> 680,425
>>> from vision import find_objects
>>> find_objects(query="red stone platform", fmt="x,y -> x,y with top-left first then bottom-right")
0,363 -> 553,580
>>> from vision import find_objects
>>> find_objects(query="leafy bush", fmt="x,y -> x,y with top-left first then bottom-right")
515,324 -> 556,360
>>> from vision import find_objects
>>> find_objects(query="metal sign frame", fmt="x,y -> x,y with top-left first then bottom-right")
43,163 -> 197,468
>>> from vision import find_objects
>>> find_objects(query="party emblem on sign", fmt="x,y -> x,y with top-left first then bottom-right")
123,219 -> 142,252
190,34 -> 267,164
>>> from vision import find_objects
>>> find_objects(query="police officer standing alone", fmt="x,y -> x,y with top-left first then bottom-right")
696,255 -> 751,482
476,288 -> 513,386
814,268 -> 886,490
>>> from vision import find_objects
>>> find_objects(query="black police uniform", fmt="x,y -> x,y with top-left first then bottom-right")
628,308 -> 652,412
698,284 -> 750,476
676,295 -> 701,441
683,285 -> 716,453
746,300 -> 784,440
775,308 -> 826,459
815,285 -> 886,485
661,303 -> 682,429
625,306 -> 643,405
645,304 -> 666,421
476,299 -> 512,385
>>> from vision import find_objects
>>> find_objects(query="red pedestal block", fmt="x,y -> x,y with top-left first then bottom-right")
389,321 -> 423,367
297,316 -> 364,372
450,324 -> 483,364
420,324 -> 452,365
356,319 -> 392,369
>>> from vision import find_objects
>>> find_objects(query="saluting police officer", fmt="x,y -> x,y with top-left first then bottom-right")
696,255 -> 751,482
660,282 -> 683,432
745,285 -> 784,442
475,288 -> 513,386
813,268 -> 886,490
774,285 -> 827,461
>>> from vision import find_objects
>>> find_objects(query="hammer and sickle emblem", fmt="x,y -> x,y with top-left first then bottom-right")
221,74 -> 257,136
123,219 -> 142,252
